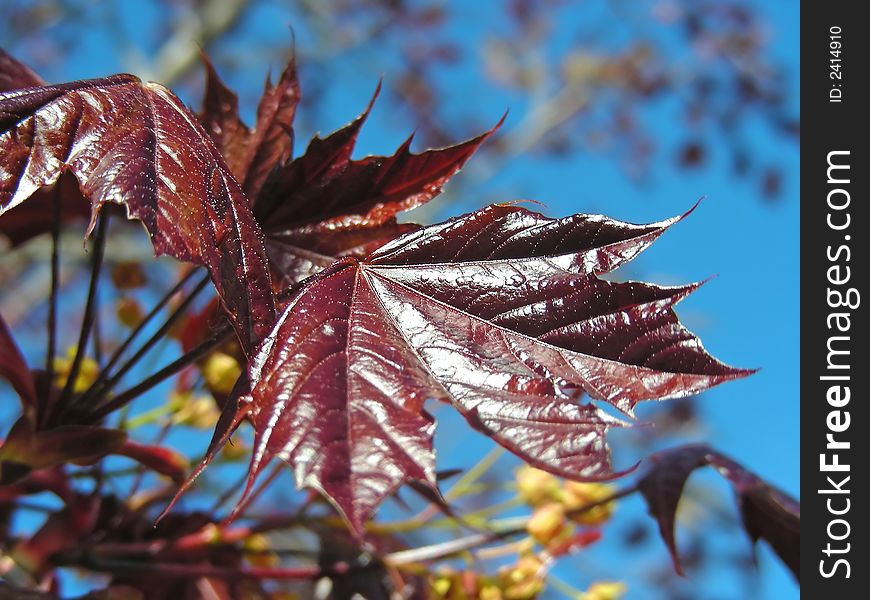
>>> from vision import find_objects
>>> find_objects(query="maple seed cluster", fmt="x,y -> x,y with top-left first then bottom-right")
517,466 -> 616,544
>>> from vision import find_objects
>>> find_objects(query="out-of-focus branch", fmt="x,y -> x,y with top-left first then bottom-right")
0,229 -> 155,326
138,0 -> 248,86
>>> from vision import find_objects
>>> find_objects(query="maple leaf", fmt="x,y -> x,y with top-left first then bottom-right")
245,77 -> 499,288
0,68 -> 275,354
637,444 -> 800,580
0,51 -> 89,246
175,203 -> 751,535
264,221 -> 420,292
197,58 -> 498,291
199,52 -> 300,201
252,83 -> 501,232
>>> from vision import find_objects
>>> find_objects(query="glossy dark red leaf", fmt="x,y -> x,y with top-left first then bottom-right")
257,113 -> 501,232
638,444 -> 799,579
0,51 -> 89,246
199,53 -> 249,181
265,220 -> 419,291
0,313 -> 36,410
177,204 -> 749,536
198,53 -> 300,201
0,173 -> 90,247
0,418 -> 127,480
253,90 -> 500,288
0,74 -> 276,354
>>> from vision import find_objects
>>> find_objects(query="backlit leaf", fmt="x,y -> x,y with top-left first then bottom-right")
637,444 -> 799,579
253,87 -> 500,288
198,53 -> 300,201
0,52 -> 89,246
185,204 -> 749,535
0,48 -> 44,92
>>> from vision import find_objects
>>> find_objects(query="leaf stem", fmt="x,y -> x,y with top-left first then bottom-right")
384,485 -> 640,566
444,445 -> 505,502
41,186 -> 62,426
548,575 -> 586,598
83,269 -> 202,404
55,213 -> 109,419
372,495 -> 523,535
123,403 -> 175,430
85,272 -> 210,406
89,324 -> 232,421
409,445 -> 505,525
92,299 -> 104,366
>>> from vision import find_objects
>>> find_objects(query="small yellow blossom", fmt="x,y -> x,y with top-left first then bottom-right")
479,585 -> 504,600
244,533 -> 279,568
527,502 -> 567,545
202,351 -> 241,394
171,392 -> 220,429
516,466 -> 560,507
500,555 -> 545,600
579,581 -> 627,600
53,347 -> 99,393
560,481 -> 617,525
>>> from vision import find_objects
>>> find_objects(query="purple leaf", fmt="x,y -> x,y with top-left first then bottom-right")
198,53 -> 300,201
0,74 -> 276,354
638,444 -> 799,579
252,89 -> 500,288
0,48 -> 44,92
178,204 -> 749,536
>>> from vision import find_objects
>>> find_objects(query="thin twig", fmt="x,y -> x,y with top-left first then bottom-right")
83,269 -> 201,402
41,186 -> 62,425
384,485 -> 640,566
55,214 -> 109,416
84,272 -> 210,405
139,0 -> 249,85
89,325 -> 232,421
65,556 -> 341,581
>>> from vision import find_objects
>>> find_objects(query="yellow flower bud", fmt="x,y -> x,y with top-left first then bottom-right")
500,555 -> 545,600
202,351 -> 241,394
431,574 -> 453,598
479,585 -> 504,600
172,394 -> 220,429
516,466 -> 560,507
116,297 -> 144,328
560,481 -> 616,525
527,502 -> 566,545
52,347 -> 99,393
244,533 -> 279,568
579,581 -> 627,600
